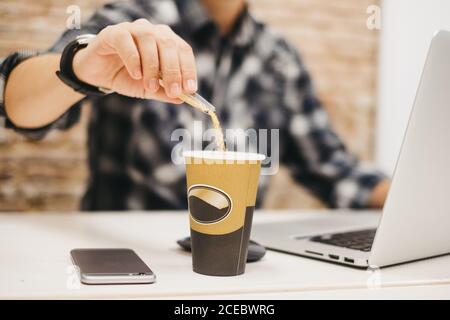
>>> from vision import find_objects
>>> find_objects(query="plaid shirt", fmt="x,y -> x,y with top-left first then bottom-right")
0,0 -> 385,210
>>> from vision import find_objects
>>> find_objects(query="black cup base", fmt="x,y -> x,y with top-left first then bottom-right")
192,267 -> 245,277
190,206 -> 254,277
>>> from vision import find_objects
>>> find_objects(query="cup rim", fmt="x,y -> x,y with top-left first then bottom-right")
183,150 -> 265,161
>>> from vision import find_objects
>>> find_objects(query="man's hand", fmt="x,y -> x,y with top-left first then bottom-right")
73,19 -> 198,103
369,179 -> 390,209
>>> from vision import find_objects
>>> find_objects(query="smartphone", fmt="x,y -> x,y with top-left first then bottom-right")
70,248 -> 156,284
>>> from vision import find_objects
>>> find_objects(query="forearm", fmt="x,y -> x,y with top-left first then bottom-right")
4,53 -> 84,129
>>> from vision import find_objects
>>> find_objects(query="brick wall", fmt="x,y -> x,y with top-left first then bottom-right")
248,0 -> 381,208
0,0 -> 380,212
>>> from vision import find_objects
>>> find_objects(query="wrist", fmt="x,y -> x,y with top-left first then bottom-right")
72,47 -> 91,85
56,34 -> 112,96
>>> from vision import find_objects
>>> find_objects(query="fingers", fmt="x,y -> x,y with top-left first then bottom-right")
143,87 -> 183,104
155,25 -> 183,98
178,40 -> 197,93
130,19 -> 160,93
102,24 -> 142,80
99,19 -> 198,101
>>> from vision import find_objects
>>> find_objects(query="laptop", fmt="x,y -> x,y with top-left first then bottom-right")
252,30 -> 450,269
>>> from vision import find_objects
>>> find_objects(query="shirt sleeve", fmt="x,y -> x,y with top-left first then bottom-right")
277,43 -> 386,209
0,2 -> 127,140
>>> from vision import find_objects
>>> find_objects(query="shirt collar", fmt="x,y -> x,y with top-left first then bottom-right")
229,5 -> 256,48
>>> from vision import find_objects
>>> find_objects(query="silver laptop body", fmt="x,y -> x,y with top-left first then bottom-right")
252,30 -> 450,268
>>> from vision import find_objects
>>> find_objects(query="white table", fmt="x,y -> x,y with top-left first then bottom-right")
1,210 -> 450,299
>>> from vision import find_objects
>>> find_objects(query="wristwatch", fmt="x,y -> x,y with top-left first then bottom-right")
56,34 -> 113,96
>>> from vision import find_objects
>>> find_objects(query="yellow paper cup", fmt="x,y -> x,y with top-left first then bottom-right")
183,151 -> 265,276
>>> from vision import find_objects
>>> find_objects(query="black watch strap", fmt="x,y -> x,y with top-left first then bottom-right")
56,35 -> 112,96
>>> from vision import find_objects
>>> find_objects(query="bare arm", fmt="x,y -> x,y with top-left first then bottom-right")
4,54 -> 84,129
3,19 -> 198,130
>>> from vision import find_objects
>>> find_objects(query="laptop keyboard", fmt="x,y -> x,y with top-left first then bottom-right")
310,228 -> 376,252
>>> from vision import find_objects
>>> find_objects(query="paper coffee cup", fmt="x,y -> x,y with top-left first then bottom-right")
183,151 -> 265,276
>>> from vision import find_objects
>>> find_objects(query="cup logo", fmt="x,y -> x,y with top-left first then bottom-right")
188,185 -> 232,224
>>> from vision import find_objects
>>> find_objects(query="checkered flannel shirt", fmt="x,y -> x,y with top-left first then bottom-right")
0,0 -> 385,210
